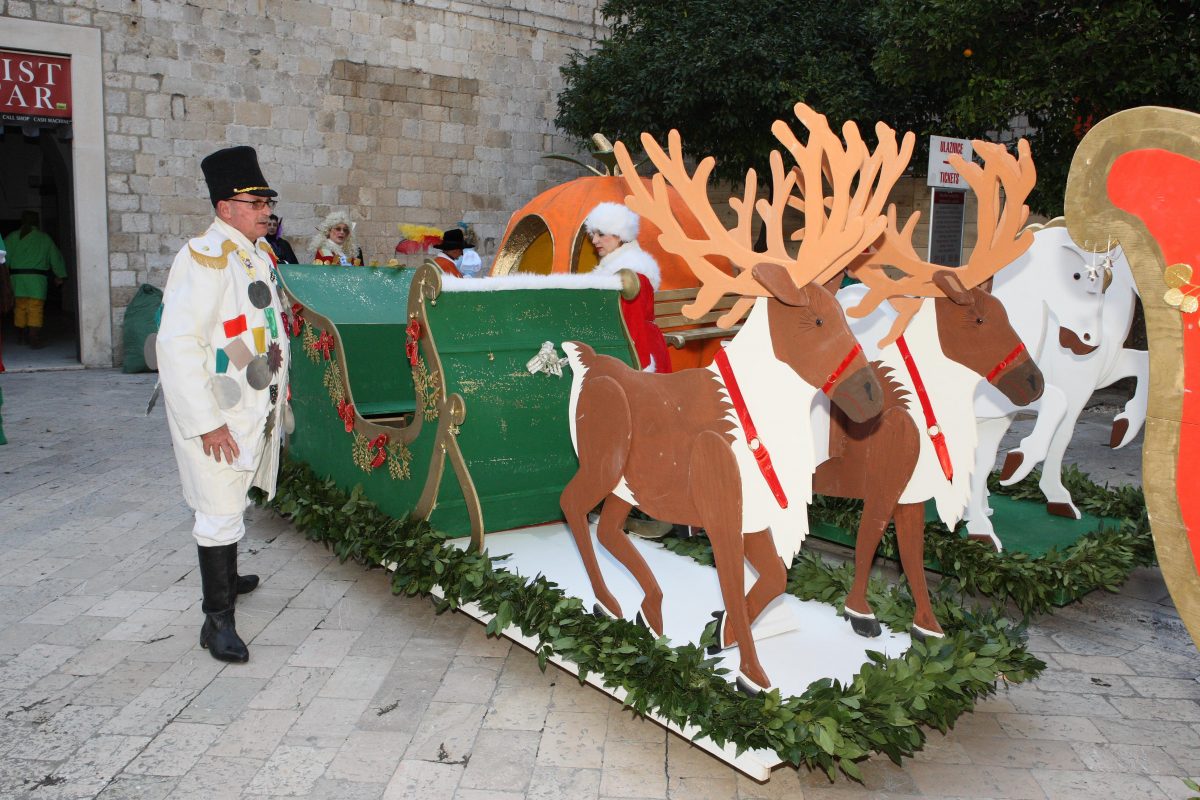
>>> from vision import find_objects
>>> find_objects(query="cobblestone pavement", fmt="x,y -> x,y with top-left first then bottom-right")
0,368 -> 1196,800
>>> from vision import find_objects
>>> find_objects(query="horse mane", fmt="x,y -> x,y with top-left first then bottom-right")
872,361 -> 911,412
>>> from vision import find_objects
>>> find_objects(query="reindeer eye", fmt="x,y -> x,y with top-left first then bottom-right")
975,317 -> 985,325
1073,273 -> 1081,280
815,318 -> 823,327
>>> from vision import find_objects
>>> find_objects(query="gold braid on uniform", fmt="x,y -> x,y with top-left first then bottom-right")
257,241 -> 275,260
188,239 -> 238,270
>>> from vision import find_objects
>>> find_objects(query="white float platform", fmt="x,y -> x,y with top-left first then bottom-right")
423,521 -> 912,781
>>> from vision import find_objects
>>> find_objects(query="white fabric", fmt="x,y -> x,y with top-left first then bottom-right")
457,248 -> 483,277
193,509 -> 246,547
584,201 -> 639,242
440,272 -> 623,293
590,240 -> 662,290
157,217 -> 291,516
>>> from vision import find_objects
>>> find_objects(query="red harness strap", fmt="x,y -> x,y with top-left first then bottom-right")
895,335 -> 954,482
821,342 -> 864,395
986,342 -> 1027,383
714,348 -> 789,509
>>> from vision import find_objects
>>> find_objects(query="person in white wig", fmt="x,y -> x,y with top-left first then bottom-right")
310,210 -> 360,265
584,201 -> 672,373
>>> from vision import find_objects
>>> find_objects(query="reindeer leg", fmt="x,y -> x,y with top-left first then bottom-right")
844,496 -> 892,639
737,531 -> 786,648
690,431 -> 769,693
594,494 -> 665,637
560,376 -> 630,619
895,502 -> 943,640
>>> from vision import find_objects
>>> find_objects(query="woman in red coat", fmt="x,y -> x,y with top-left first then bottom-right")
584,202 -> 672,373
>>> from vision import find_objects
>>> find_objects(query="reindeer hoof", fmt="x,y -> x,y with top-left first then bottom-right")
843,609 -> 882,638
635,610 -> 664,639
706,610 -> 732,655
1046,502 -> 1081,520
1110,418 -> 1129,449
734,674 -> 768,697
592,602 -> 619,621
910,624 -> 946,643
967,531 -> 1003,552
999,451 -> 1024,481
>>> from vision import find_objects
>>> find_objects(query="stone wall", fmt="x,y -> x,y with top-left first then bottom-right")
4,0 -> 605,362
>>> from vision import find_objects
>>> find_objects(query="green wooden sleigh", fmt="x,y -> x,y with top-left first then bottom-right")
277,262 -> 637,549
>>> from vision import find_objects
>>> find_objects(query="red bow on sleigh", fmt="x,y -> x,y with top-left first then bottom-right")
405,319 -> 422,367
337,399 -> 356,432
368,434 -> 389,468
311,331 -> 335,360
290,303 -> 305,336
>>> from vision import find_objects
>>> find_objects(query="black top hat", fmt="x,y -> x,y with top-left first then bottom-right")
434,228 -> 469,251
200,146 -> 277,206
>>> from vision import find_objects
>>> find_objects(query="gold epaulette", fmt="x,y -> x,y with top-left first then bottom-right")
188,239 -> 238,270
257,241 -> 275,260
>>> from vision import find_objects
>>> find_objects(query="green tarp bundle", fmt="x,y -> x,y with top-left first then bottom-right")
122,284 -> 162,373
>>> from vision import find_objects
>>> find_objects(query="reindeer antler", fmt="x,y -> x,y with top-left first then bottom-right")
614,104 -> 910,328
846,138 -> 1037,345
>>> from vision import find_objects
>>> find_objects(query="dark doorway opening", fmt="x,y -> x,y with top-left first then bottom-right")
1,122 -> 78,370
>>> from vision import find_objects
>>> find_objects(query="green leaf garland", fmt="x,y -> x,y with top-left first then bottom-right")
258,460 -> 1043,780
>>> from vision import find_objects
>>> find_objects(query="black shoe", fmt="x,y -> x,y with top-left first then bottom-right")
197,544 -> 249,663
236,574 -> 259,595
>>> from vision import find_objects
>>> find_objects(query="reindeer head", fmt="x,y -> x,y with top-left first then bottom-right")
613,106 -> 915,421
753,263 -> 883,422
932,270 -> 1044,405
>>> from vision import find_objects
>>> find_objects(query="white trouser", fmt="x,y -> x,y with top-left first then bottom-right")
193,510 -> 246,547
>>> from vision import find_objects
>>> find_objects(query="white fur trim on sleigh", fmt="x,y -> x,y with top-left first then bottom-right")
440,272 -> 624,293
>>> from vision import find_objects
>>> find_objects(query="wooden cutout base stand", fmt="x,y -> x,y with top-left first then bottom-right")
399,522 -> 915,781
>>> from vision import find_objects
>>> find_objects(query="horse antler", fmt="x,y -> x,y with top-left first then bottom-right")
846,138 -> 1037,345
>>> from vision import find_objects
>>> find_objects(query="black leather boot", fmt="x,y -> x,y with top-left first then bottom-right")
198,544 -> 249,663
236,574 -> 259,595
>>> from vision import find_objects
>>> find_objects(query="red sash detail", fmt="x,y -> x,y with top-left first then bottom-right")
714,348 -> 789,509
896,335 -> 954,482
986,342 -> 1027,383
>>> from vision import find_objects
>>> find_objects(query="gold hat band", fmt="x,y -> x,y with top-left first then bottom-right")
232,185 -> 270,193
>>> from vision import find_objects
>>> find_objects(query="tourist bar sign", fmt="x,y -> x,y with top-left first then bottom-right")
926,135 -> 973,189
0,49 -> 71,125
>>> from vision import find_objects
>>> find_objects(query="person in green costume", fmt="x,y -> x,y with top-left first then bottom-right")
4,211 -> 66,349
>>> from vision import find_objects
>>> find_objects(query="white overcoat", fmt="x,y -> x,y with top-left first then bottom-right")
157,217 -> 291,515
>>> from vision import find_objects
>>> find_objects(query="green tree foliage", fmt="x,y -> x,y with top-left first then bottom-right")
558,0 -> 1200,215
871,0 -> 1200,213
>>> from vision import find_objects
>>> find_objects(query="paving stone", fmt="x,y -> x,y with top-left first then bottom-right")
536,710 -> 608,768
7,703 -> 120,761
41,733 -> 150,797
1071,741 -> 1182,775
459,728 -> 540,791
287,627 -> 362,669
319,655 -> 396,700
1091,716 -> 1200,747
1126,675 -> 1200,700
306,776 -> 388,799
170,754 -> 261,800
289,578 -> 354,610
0,643 -> 80,689
69,660 -> 170,707
994,713 -> 1107,742
251,607 -> 329,647
525,765 -> 601,800
208,707 -> 301,760
404,700 -> 486,763
1107,696 -> 1200,722
249,665 -> 333,710
100,685 -> 199,736
482,684 -> 552,732
383,759 -> 464,800
1031,768 -> 1170,799
906,762 -> 1046,798
600,739 -> 667,798
245,743 -> 337,795
94,773 -> 180,800
956,735 -> 1086,770
122,720 -> 221,776
285,695 -> 372,748
326,729 -> 413,783
21,595 -> 103,626
432,663 -> 502,705
666,773 -> 738,799
175,675 -> 267,725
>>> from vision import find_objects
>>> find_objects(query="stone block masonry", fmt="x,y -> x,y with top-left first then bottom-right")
4,0 -> 606,364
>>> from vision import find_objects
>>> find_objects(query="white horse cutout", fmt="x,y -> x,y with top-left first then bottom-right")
966,221 -> 1148,550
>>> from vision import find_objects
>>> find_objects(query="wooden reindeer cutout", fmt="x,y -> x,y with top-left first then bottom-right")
809,137 -> 1045,640
560,106 -> 914,693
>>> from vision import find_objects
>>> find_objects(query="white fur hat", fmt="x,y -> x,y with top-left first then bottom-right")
584,202 -> 639,243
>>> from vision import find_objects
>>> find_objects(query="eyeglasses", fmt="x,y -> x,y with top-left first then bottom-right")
225,198 -> 278,211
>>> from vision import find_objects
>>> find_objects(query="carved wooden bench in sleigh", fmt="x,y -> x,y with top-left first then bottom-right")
277,261 -> 637,551
652,286 -> 742,349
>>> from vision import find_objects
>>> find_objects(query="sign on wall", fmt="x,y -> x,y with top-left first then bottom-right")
0,49 -> 71,125
928,189 -> 966,266
926,135 -> 973,189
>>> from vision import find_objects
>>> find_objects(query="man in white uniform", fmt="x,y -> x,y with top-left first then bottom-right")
157,146 -> 290,663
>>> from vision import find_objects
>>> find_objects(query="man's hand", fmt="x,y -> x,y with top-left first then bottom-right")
200,424 -> 240,464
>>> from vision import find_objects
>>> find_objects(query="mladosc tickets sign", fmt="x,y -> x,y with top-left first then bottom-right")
0,49 -> 71,125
